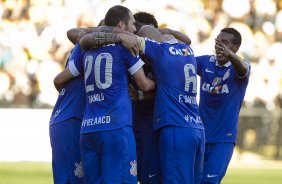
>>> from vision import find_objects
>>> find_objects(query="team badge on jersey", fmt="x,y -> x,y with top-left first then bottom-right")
130,160 -> 137,176
209,56 -> 216,62
222,69 -> 230,81
74,162 -> 84,178
59,88 -> 65,96
212,77 -> 221,87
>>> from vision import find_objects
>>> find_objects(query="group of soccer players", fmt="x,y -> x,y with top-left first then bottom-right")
49,4 -> 250,184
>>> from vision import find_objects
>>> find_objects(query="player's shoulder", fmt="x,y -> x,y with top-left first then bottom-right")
99,43 -> 129,55
144,37 -> 162,45
195,54 -> 215,63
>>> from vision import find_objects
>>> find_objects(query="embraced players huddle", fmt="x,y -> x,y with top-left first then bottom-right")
49,5 -> 250,184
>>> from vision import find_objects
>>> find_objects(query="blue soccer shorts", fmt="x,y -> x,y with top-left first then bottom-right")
201,142 -> 235,184
49,119 -> 83,184
80,126 -> 137,184
159,126 -> 205,184
134,130 -> 161,184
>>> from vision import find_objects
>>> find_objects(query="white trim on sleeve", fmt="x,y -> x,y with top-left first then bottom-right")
128,59 -> 145,75
165,39 -> 178,44
68,59 -> 80,77
238,60 -> 250,79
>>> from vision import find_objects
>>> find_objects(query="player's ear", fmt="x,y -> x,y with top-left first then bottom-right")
117,21 -> 126,30
232,44 -> 239,53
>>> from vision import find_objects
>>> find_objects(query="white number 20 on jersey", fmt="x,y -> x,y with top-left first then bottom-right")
84,53 -> 113,93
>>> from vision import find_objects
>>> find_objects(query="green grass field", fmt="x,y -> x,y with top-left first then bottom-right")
0,162 -> 281,184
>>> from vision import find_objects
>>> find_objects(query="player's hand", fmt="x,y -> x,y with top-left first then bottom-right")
78,30 -> 88,40
118,33 -> 139,57
128,84 -> 138,101
215,38 -> 231,57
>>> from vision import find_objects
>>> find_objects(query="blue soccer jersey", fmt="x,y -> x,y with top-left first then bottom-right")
142,38 -> 204,130
196,55 -> 250,143
68,43 -> 144,134
50,44 -> 85,125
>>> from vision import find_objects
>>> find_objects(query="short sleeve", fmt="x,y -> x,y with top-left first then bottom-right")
67,44 -> 84,77
142,38 -> 164,64
238,60 -> 251,79
195,55 -> 205,76
127,57 -> 145,75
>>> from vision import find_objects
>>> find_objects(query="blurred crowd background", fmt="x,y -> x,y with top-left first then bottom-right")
0,0 -> 282,159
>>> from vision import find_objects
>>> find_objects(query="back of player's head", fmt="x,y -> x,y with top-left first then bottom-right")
133,12 -> 158,28
98,19 -> 105,26
221,28 -> 242,47
104,5 -> 131,27
137,25 -> 163,42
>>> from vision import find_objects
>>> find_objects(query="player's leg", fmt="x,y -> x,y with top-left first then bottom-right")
201,143 -> 235,184
136,130 -> 161,184
49,119 -> 83,184
102,126 -> 137,184
194,129 -> 205,184
80,132 -> 102,184
160,126 -> 202,184
134,130 -> 144,183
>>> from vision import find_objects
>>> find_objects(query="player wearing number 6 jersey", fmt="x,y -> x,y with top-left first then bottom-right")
135,25 -> 205,184
54,5 -> 155,184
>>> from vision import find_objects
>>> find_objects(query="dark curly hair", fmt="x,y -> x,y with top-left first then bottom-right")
133,12 -> 158,28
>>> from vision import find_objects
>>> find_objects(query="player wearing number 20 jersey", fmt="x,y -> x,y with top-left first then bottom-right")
68,43 -> 145,183
137,26 -> 205,184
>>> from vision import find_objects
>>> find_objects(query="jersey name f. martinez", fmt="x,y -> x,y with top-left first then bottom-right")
50,44 -> 85,125
196,55 -> 250,143
141,38 -> 204,130
68,43 -> 144,134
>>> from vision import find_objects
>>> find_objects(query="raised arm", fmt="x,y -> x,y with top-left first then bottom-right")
80,31 -> 140,56
67,28 -> 86,45
67,26 -> 132,45
215,38 -> 248,77
158,28 -> 191,45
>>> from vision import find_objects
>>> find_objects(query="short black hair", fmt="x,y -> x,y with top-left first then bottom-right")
221,27 -> 242,47
133,12 -> 158,28
104,5 -> 131,26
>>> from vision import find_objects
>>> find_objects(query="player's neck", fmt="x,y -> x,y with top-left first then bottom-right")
217,59 -> 229,66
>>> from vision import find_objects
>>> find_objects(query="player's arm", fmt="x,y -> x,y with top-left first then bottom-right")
158,28 -> 191,45
54,44 -> 84,91
53,68 -> 75,92
129,84 -> 155,100
215,38 -> 249,78
80,32 -> 139,56
67,25 -> 131,45
67,28 -> 86,45
131,68 -> 155,92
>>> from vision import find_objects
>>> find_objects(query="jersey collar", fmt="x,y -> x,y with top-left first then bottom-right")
165,39 -> 178,44
215,59 -> 231,67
